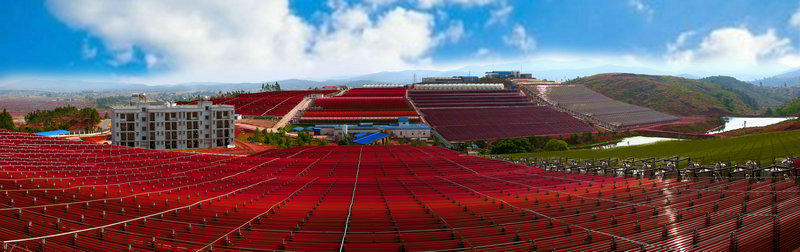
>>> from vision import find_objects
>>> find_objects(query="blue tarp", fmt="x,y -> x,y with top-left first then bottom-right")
33,130 -> 70,136
398,117 -> 409,123
292,127 -> 305,131
350,132 -> 388,145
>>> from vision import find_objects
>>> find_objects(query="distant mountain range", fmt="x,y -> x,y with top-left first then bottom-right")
0,79 -> 391,93
751,67 -> 800,87
0,59 -> 687,92
6,57 -> 800,92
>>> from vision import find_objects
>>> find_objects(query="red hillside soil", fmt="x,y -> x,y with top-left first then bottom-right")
632,116 -> 721,135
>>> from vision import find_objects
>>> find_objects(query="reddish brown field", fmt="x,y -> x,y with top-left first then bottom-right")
0,97 -> 93,117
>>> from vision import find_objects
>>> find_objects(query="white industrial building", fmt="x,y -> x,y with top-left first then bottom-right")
112,101 -> 235,150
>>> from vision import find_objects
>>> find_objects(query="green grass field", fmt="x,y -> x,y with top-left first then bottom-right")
505,130 -> 800,165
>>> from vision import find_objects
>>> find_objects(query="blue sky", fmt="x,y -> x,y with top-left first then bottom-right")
3,0 -> 800,83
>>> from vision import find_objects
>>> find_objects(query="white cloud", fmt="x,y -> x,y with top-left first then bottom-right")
81,39 -> 97,59
313,7 -> 435,70
485,3 -> 513,26
46,0 -> 436,82
363,0 -> 398,7
108,44 -> 134,67
435,20 -> 465,44
666,27 -> 791,66
417,0 -> 498,9
628,0 -> 654,21
473,47 -> 490,57
791,4 -> 800,27
665,31 -> 696,63
144,54 -> 162,69
503,24 -> 535,52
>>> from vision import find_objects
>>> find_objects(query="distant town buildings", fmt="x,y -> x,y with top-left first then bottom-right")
421,76 -> 479,83
485,71 -> 532,79
112,101 -> 235,150
307,118 -> 431,142
413,83 -> 505,90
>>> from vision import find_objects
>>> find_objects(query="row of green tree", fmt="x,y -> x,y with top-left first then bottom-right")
25,106 -> 100,125
486,132 -> 599,154
6,106 -> 102,133
247,128 -> 327,149
261,82 -> 281,92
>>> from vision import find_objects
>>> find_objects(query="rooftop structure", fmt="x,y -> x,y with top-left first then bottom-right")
420,76 -> 480,83
361,84 -> 405,88
349,132 -> 388,145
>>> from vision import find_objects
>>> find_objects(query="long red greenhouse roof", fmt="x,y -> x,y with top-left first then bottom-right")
0,129 -> 797,251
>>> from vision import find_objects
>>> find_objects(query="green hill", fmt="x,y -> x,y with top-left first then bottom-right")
699,76 -> 793,109
566,73 -> 758,116
505,129 -> 800,165
766,96 -> 800,116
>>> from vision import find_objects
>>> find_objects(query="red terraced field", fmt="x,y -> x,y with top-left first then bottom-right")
0,129 -> 799,251
338,88 -> 407,97
177,90 -> 337,117
301,88 -> 419,123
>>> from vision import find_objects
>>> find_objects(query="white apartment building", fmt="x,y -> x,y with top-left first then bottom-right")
112,101 -> 234,150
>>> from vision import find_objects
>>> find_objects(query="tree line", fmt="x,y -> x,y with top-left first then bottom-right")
486,132 -> 599,154
247,127 -> 327,149
2,106 -> 101,133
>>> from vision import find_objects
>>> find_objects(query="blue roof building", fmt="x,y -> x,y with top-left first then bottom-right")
349,132 -> 388,145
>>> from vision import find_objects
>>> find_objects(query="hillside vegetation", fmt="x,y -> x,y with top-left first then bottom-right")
566,73 -> 758,116
766,96 -> 800,116
699,76 -> 796,108
18,106 -> 101,133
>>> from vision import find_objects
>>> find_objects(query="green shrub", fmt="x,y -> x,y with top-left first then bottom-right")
544,139 -> 568,151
